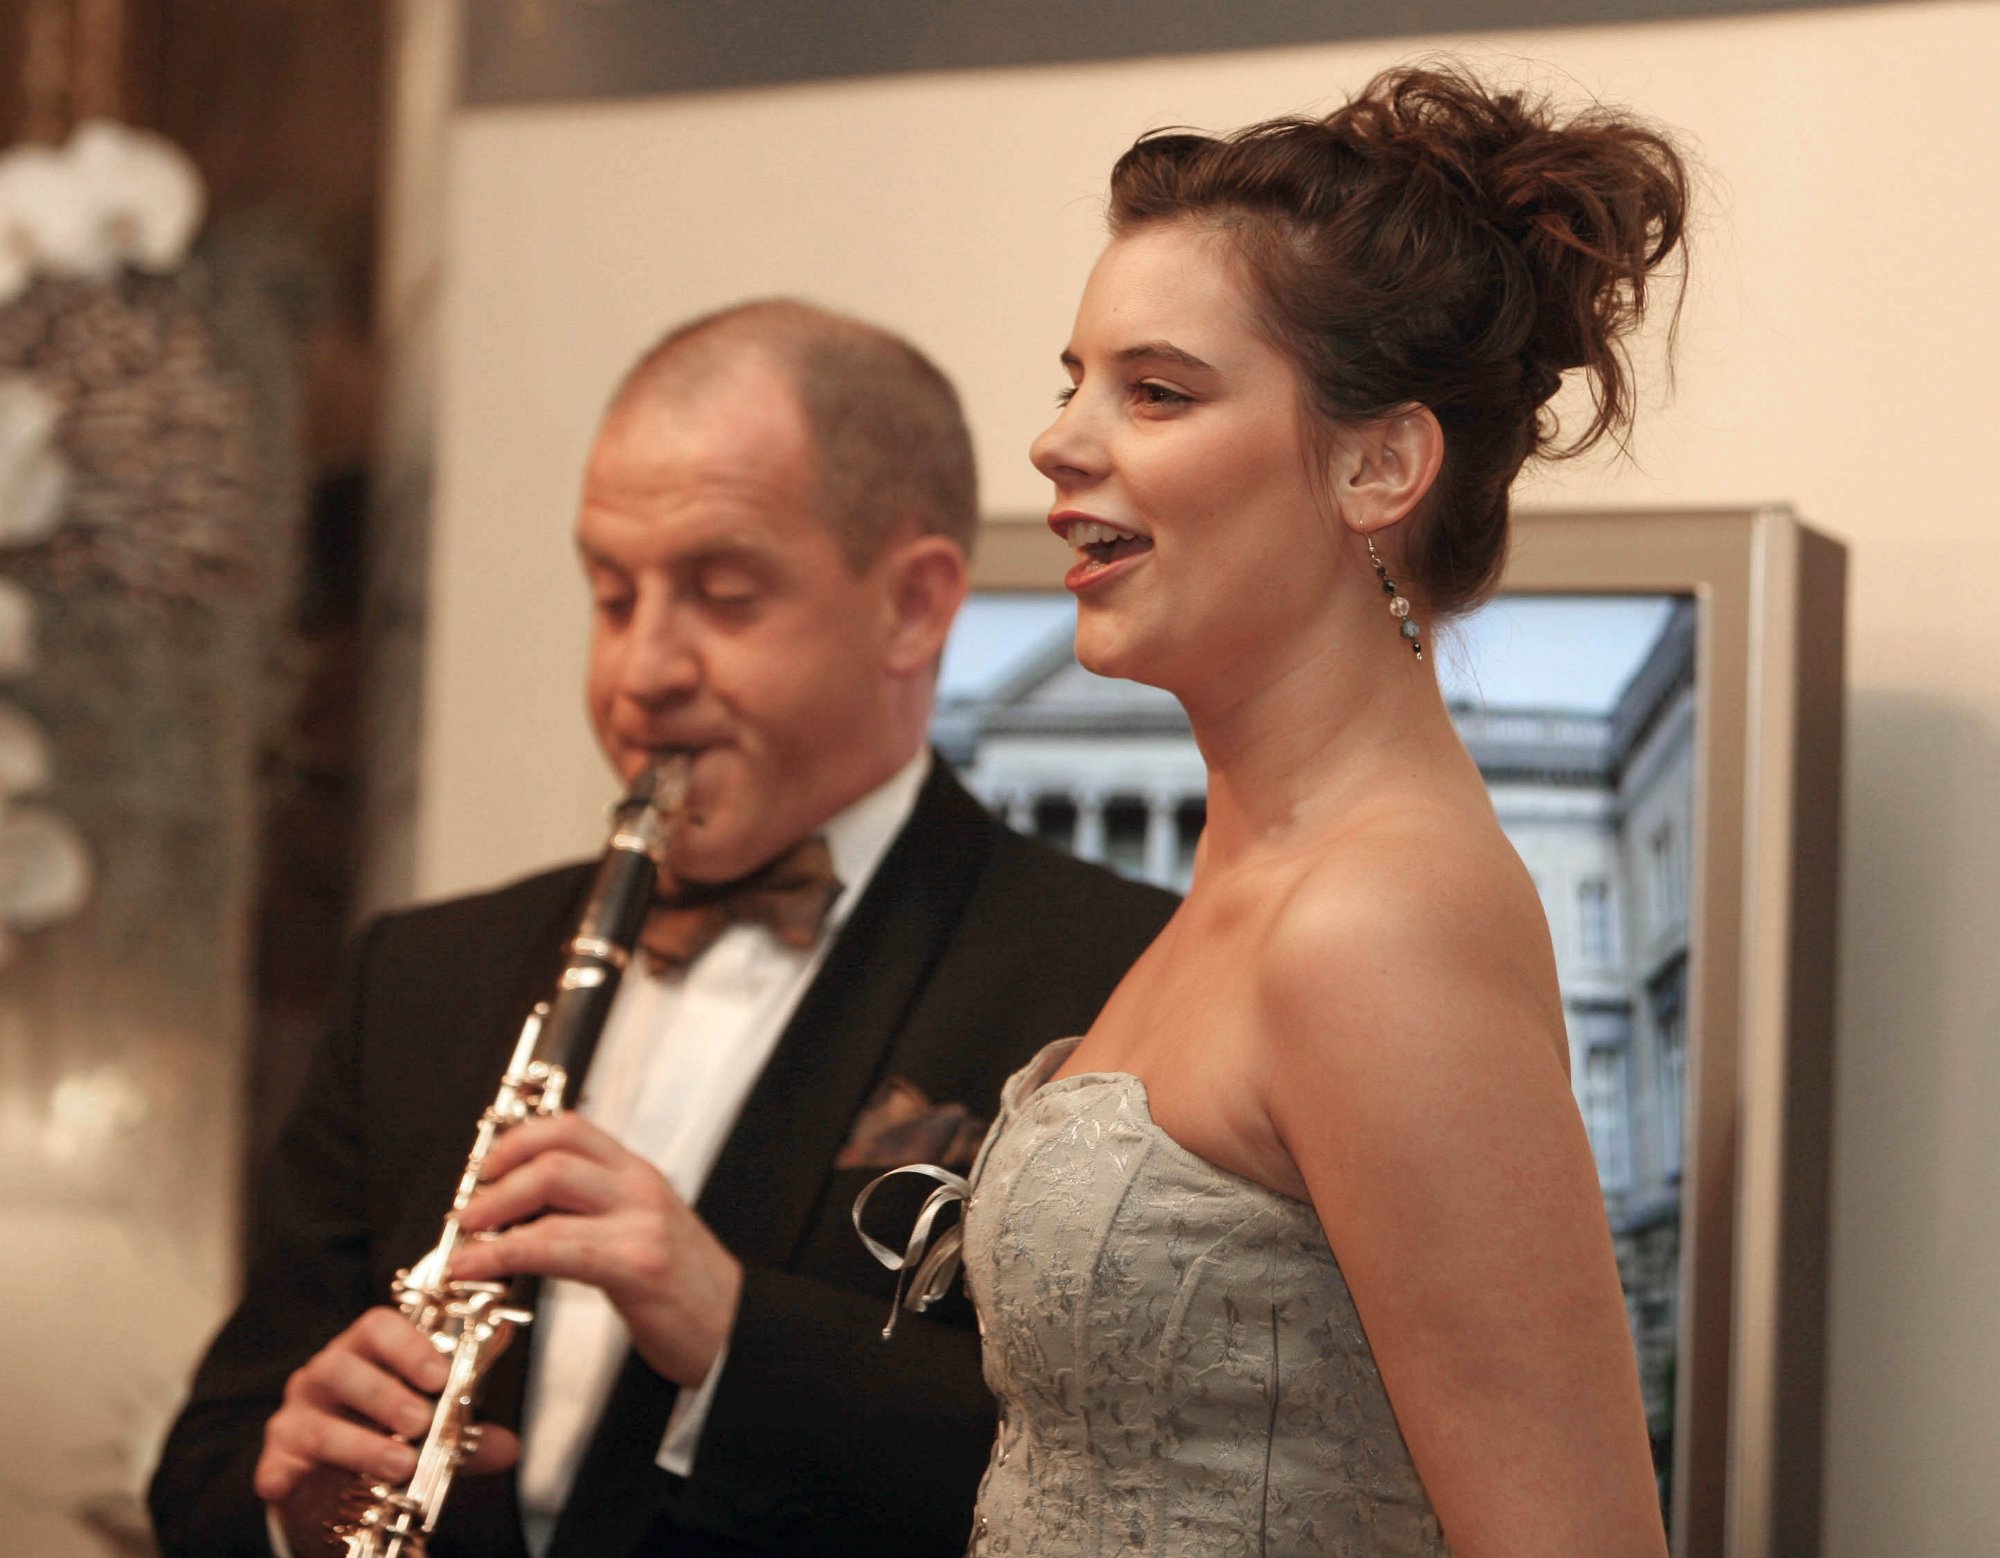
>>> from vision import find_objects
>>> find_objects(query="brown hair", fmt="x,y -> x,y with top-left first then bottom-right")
1108,64 -> 1690,616
616,298 -> 978,570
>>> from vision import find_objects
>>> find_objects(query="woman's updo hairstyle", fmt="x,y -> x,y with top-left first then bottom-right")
1109,64 -> 1690,617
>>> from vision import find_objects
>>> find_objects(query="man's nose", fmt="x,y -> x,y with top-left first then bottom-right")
618,589 -> 702,704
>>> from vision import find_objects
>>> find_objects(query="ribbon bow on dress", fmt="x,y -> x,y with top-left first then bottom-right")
851,1163 -> 973,1340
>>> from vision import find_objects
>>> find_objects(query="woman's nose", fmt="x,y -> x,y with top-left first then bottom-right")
1030,396 -> 1100,487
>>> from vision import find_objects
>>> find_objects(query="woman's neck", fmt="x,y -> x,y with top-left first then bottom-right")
1181,611 -> 1467,869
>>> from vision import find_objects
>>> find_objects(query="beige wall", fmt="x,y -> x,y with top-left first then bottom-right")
421,5 -> 2000,1551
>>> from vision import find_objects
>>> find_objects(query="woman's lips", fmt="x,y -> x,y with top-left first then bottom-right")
1051,514 -> 1153,592
1064,544 -> 1150,592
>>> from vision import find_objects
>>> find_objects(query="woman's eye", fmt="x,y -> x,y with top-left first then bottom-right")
1054,385 -> 1078,408
1136,381 -> 1190,406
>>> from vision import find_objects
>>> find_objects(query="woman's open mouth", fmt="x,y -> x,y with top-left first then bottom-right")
1055,517 -> 1153,586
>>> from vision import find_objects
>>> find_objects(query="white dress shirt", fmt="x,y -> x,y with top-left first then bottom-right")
266,749 -> 930,1558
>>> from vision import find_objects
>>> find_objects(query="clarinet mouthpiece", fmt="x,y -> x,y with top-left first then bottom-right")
616,750 -> 691,810
641,750 -> 693,815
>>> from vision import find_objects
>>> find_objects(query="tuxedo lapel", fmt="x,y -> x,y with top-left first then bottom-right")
547,762 -> 999,1558
697,762 -> 996,1267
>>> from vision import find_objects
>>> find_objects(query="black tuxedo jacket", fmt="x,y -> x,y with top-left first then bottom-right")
149,763 -> 1175,1557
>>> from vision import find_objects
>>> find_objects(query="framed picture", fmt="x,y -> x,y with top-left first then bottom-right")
940,507 -> 1846,1558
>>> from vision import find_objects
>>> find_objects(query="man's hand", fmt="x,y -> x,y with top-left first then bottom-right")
449,1113 -> 745,1389
254,1307 -> 521,1546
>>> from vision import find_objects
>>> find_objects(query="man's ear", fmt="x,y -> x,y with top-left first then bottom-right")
881,535 -> 970,675
1327,405 -> 1444,536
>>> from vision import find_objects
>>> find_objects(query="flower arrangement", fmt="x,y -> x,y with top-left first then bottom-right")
0,123 -> 268,605
0,120 -> 205,304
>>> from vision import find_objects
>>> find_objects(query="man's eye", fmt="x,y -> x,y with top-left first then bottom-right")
698,575 -> 761,609
594,592 -> 633,620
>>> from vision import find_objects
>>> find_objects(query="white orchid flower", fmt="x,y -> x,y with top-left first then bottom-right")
0,800 -> 92,930
0,377 -> 70,545
0,143 -> 117,283
0,122 -> 205,300
67,119 -> 205,273
0,221 -> 26,305
0,704 -> 50,799
0,582 -> 33,678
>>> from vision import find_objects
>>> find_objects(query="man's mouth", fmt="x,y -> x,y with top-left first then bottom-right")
1056,518 -> 1153,572
625,741 -> 719,816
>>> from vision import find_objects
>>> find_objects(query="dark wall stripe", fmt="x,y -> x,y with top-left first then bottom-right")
463,0 -> 1909,107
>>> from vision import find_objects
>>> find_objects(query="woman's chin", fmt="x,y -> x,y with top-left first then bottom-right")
1074,625 -> 1170,691
1072,628 -> 1126,681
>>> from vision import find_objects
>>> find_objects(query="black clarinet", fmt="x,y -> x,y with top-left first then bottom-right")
332,754 -> 691,1558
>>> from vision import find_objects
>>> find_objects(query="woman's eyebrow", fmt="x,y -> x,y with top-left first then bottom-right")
1058,342 -> 1218,373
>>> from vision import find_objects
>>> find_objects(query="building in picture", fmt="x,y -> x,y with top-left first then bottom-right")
937,597 -> 1696,1465
933,633 -> 1208,890
1470,600 -> 1695,1477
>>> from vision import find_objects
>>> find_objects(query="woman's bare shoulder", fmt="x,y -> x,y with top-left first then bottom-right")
1254,803 -> 1564,1084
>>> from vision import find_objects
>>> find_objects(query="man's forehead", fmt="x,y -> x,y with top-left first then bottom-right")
607,349 -> 807,440
576,456 -> 820,536
592,370 -> 815,479
578,389 -> 834,557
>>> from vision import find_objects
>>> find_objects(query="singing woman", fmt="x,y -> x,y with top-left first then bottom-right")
955,65 -> 1689,1556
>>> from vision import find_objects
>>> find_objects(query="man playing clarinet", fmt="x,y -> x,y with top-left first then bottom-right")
149,300 -> 1175,1557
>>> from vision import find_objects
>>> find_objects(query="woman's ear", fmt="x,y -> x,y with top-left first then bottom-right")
1328,405 -> 1444,536
881,534 -> 970,675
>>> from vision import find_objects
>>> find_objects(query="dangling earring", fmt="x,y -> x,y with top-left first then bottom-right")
1366,533 -> 1423,661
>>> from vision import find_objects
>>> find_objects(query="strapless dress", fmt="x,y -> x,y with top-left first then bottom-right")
954,1037 -> 1451,1556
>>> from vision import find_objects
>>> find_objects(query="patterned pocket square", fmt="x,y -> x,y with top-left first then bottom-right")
836,1076 -> 988,1170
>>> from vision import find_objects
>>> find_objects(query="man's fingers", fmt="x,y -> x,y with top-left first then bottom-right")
301,1347 -> 443,1440
461,1422 -> 523,1476
257,1409 -> 518,1507
293,1311 -> 447,1411
257,1412 -> 419,1500
474,1111 -> 621,1181
342,1306 -> 451,1393
458,1150 -> 624,1233
251,1442 -> 312,1505
269,1462 -> 362,1554
450,1211 -> 613,1286
256,1305 -> 453,1508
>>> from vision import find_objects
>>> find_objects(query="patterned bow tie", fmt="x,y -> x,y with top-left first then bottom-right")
637,834 -> 843,972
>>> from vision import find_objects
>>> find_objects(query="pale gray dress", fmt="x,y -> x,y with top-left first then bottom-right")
956,1038 -> 1451,1556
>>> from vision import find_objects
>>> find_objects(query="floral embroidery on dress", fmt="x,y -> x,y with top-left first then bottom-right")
956,1039 -> 1451,1557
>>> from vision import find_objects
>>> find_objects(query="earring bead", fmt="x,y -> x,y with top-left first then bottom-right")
1364,533 -> 1423,660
